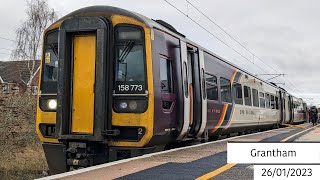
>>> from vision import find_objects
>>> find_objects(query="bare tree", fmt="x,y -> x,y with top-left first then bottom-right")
11,0 -> 57,86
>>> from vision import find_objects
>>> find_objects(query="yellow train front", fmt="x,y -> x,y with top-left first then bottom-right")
36,6 -> 162,174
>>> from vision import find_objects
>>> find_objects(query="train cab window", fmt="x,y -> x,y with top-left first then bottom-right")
41,30 -> 59,93
244,86 -> 252,106
271,95 -> 275,109
233,83 -> 243,105
115,25 -> 146,94
220,78 -> 232,103
252,88 -> 259,107
265,93 -> 270,108
259,92 -> 266,108
160,57 -> 173,93
205,73 -> 218,101
275,96 -> 279,109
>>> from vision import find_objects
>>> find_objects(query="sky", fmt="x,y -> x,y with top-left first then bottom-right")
1,0 -> 319,105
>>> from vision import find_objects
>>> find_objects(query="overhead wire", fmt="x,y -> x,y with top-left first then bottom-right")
164,0 -> 303,95
189,0 -> 304,96
163,0 -> 268,74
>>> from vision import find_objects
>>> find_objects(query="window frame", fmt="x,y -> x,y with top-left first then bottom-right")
259,92 -> 266,108
40,29 -> 59,94
270,95 -> 275,109
265,93 -> 270,109
159,56 -> 174,93
220,77 -> 232,103
252,88 -> 259,107
233,82 -> 243,105
114,24 -> 147,94
205,72 -> 218,101
275,96 -> 279,109
244,85 -> 252,106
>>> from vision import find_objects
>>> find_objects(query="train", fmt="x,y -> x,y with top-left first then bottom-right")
35,6 -> 308,174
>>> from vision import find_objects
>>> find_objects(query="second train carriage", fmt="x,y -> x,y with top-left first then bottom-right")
36,6 -> 307,174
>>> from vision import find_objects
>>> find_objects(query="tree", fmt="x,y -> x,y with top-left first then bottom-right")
11,0 -> 57,86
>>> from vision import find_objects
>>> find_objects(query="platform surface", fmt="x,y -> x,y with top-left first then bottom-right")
39,123 -> 320,180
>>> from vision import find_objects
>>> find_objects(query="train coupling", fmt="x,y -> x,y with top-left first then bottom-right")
66,142 -> 108,170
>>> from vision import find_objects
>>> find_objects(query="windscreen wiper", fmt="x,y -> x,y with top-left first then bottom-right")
118,41 -> 135,63
48,43 -> 58,58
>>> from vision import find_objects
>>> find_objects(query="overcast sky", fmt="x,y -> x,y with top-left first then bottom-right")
1,0 -> 319,105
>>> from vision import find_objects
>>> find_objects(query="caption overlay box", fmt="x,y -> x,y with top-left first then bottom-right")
254,165 -> 320,180
227,142 -> 320,164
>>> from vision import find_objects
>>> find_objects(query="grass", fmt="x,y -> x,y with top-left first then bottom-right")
0,93 -> 48,180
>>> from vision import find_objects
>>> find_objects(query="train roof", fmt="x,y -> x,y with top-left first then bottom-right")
52,6 -> 295,95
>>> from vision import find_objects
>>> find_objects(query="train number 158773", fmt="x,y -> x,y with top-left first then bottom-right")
117,84 -> 143,92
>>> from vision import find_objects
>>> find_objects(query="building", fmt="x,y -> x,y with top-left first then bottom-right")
0,60 -> 40,95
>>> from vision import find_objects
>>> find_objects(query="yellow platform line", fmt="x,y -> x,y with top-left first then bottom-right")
281,124 -> 319,142
282,124 -> 305,129
195,163 -> 236,180
195,124 -> 320,180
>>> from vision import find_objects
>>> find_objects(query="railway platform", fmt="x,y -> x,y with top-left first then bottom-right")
39,123 -> 320,180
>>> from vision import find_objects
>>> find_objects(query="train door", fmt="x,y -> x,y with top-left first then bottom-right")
288,96 -> 293,123
151,29 -> 182,141
186,44 -> 202,137
56,17 -> 110,141
279,90 -> 284,124
280,90 -> 287,124
277,91 -> 282,124
285,94 -> 290,123
176,41 -> 190,140
71,34 -> 96,134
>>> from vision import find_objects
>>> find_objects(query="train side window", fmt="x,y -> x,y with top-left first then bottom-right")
233,83 -> 243,105
252,88 -> 259,107
220,77 -> 232,103
275,96 -> 279,109
160,57 -> 173,93
271,95 -> 275,109
244,86 -> 252,106
183,62 -> 188,97
259,92 -> 265,108
201,69 -> 206,100
205,73 -> 218,101
265,93 -> 270,108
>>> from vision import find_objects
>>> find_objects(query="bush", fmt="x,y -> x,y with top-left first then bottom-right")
0,93 -> 48,180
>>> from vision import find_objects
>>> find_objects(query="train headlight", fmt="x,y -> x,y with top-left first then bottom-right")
47,99 -> 57,110
114,98 -> 147,113
129,101 -> 137,110
119,102 -> 128,109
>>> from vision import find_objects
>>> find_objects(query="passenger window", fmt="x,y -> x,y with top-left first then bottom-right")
201,69 -> 206,100
244,86 -> 252,106
183,62 -> 188,97
265,94 -> 270,108
271,95 -> 275,109
160,57 -> 173,93
252,88 -> 259,107
259,92 -> 265,108
233,83 -> 243,105
275,97 -> 279,109
205,73 -> 218,101
220,78 -> 232,103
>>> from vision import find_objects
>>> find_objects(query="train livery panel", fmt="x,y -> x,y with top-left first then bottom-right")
35,6 -> 307,174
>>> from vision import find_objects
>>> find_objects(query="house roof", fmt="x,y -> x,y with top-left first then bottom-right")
0,60 -> 40,85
